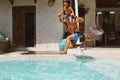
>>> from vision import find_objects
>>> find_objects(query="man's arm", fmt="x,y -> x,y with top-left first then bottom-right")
77,17 -> 84,23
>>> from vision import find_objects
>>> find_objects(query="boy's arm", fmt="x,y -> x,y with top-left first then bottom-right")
70,7 -> 75,16
58,10 -> 64,17
58,16 -> 64,23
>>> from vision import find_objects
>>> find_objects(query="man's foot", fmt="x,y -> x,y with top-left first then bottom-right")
60,51 -> 67,54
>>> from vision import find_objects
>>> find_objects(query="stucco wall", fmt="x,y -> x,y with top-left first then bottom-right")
36,0 -> 63,44
0,0 -> 12,41
14,0 -> 63,44
0,0 -> 97,47
0,0 -> 63,46
79,0 -> 96,37
14,0 -> 35,6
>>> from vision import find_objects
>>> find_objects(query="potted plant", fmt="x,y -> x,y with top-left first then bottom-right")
0,32 -> 10,53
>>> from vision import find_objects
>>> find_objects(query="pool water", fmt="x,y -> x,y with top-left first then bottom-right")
0,57 -> 120,80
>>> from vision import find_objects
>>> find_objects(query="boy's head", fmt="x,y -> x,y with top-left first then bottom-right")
64,0 -> 70,7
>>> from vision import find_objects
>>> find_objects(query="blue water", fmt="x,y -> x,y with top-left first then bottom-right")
0,57 -> 120,80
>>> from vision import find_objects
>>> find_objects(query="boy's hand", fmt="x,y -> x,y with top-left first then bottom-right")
58,13 -> 61,17
58,17 -> 63,22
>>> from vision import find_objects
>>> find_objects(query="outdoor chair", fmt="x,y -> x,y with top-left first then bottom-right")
107,32 -> 117,45
83,32 -> 95,48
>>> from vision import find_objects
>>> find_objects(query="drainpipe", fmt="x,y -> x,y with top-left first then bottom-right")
74,0 -> 79,17
74,0 -> 81,44
74,0 -> 79,29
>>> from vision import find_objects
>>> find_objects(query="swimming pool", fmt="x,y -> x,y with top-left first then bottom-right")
0,56 -> 120,80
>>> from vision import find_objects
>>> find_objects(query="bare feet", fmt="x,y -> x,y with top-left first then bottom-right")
60,51 -> 67,54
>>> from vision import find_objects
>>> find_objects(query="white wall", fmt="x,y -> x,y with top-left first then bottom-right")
14,0 -> 63,44
0,0 -> 36,43
0,0 -> 12,41
0,0 -> 97,49
14,0 -> 35,6
36,0 -> 63,44
0,0 -> 63,46
79,0 -> 96,37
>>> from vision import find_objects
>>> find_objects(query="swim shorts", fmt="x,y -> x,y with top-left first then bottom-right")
72,32 -> 81,44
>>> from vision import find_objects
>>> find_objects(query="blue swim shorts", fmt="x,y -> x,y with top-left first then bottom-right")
72,32 -> 81,44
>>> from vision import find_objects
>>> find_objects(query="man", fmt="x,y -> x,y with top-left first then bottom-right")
58,16 -> 84,54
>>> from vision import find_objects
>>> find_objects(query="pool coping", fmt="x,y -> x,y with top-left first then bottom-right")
0,48 -> 120,60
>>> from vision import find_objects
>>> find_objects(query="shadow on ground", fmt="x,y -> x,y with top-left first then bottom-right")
76,55 -> 94,63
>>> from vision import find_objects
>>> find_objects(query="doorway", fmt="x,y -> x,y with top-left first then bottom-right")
12,6 -> 36,47
96,10 -> 120,47
96,0 -> 120,47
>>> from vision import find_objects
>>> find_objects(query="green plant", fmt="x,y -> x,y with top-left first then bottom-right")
0,32 -> 5,42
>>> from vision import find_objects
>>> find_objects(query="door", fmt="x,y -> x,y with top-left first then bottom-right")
13,8 -> 25,46
12,6 -> 36,47
25,13 -> 35,47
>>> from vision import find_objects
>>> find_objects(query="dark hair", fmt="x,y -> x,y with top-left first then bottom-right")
72,16 -> 77,19
64,0 -> 70,5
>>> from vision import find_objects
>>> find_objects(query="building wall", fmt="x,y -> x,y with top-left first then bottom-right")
36,0 -> 63,44
0,0 -> 98,49
79,0 -> 96,38
0,0 -> 12,41
0,0 -> 63,46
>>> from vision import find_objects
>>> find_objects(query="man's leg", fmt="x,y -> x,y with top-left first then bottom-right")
63,34 -> 75,54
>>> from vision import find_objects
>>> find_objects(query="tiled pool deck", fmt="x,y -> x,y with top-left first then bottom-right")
0,47 -> 120,59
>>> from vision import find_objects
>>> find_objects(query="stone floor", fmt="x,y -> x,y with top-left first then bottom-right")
0,47 -> 120,59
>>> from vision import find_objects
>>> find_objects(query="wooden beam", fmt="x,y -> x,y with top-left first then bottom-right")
34,0 -> 37,3
9,0 -> 14,5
